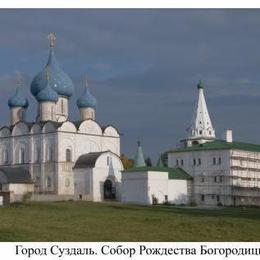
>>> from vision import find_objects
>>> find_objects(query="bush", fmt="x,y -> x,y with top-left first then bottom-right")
152,195 -> 158,205
22,192 -> 32,203
188,201 -> 197,207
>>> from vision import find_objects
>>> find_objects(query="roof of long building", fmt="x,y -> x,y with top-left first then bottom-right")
167,139 -> 260,153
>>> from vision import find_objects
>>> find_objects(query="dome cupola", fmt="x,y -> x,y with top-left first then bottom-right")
8,87 -> 28,108
36,69 -> 58,102
77,78 -> 97,108
30,33 -> 74,98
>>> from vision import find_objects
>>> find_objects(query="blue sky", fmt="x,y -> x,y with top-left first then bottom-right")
1,9 -> 260,162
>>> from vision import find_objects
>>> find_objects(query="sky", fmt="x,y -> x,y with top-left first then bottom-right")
0,9 -> 260,162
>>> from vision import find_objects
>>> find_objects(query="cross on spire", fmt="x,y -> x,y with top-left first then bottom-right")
15,71 -> 24,87
48,32 -> 56,47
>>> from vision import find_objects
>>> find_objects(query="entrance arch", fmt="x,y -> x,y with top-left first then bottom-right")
104,179 -> 116,200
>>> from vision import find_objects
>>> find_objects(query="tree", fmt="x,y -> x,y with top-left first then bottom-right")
120,154 -> 134,170
145,156 -> 152,167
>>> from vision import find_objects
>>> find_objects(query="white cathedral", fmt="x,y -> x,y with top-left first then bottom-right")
0,33 -> 123,202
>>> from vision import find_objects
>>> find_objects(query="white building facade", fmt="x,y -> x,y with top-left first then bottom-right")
0,33 -> 123,201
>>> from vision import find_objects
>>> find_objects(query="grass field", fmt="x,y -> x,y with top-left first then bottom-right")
0,201 -> 260,241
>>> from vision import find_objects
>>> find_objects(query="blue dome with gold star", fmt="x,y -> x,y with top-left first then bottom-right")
30,33 -> 74,99
8,87 -> 29,108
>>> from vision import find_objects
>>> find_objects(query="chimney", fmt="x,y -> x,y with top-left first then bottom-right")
225,130 -> 233,143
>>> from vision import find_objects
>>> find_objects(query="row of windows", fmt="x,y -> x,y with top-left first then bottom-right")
1,148 -> 72,164
201,176 -> 223,183
201,194 -> 220,202
175,157 -> 222,167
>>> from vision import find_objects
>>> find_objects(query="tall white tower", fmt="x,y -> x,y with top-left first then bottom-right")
186,80 -> 215,146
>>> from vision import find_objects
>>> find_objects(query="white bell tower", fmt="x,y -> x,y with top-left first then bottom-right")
186,80 -> 215,146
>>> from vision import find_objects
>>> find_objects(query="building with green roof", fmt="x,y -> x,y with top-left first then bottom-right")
121,143 -> 192,205
166,83 -> 260,207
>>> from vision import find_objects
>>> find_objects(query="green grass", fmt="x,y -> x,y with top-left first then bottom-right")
0,201 -> 260,241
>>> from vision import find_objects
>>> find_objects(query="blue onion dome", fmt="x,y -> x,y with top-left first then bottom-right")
8,87 -> 29,108
36,69 -> 59,102
77,79 -> 97,108
30,33 -> 74,98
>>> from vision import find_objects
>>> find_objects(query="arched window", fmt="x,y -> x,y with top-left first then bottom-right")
3,149 -> 8,164
66,149 -> 72,162
20,148 -> 25,164
47,146 -> 54,162
35,147 -> 40,163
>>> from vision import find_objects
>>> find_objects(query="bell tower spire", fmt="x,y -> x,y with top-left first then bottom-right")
186,80 -> 215,146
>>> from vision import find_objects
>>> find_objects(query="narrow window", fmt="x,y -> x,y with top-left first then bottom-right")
4,149 -> 8,164
213,157 -> 216,165
199,130 -> 202,135
198,158 -> 201,165
201,177 -> 205,183
193,159 -> 196,166
47,147 -> 54,162
66,149 -> 72,162
214,176 -> 218,182
181,159 -> 184,166
47,177 -> 51,188
176,159 -> 179,166
217,195 -> 220,202
201,194 -> 205,201
218,157 -> 221,164
20,148 -> 25,164
61,99 -> 64,114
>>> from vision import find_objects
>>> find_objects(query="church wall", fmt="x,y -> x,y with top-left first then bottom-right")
74,168 -> 93,200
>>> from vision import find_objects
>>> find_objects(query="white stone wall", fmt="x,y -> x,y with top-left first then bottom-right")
122,170 -> 189,205
4,183 -> 34,202
121,172 -> 149,204
168,180 -> 189,204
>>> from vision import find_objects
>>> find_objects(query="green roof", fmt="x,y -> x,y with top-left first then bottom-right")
123,166 -> 192,180
134,141 -> 146,167
167,139 -> 260,153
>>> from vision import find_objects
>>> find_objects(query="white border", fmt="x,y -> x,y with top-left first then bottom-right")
1,0 -> 260,9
